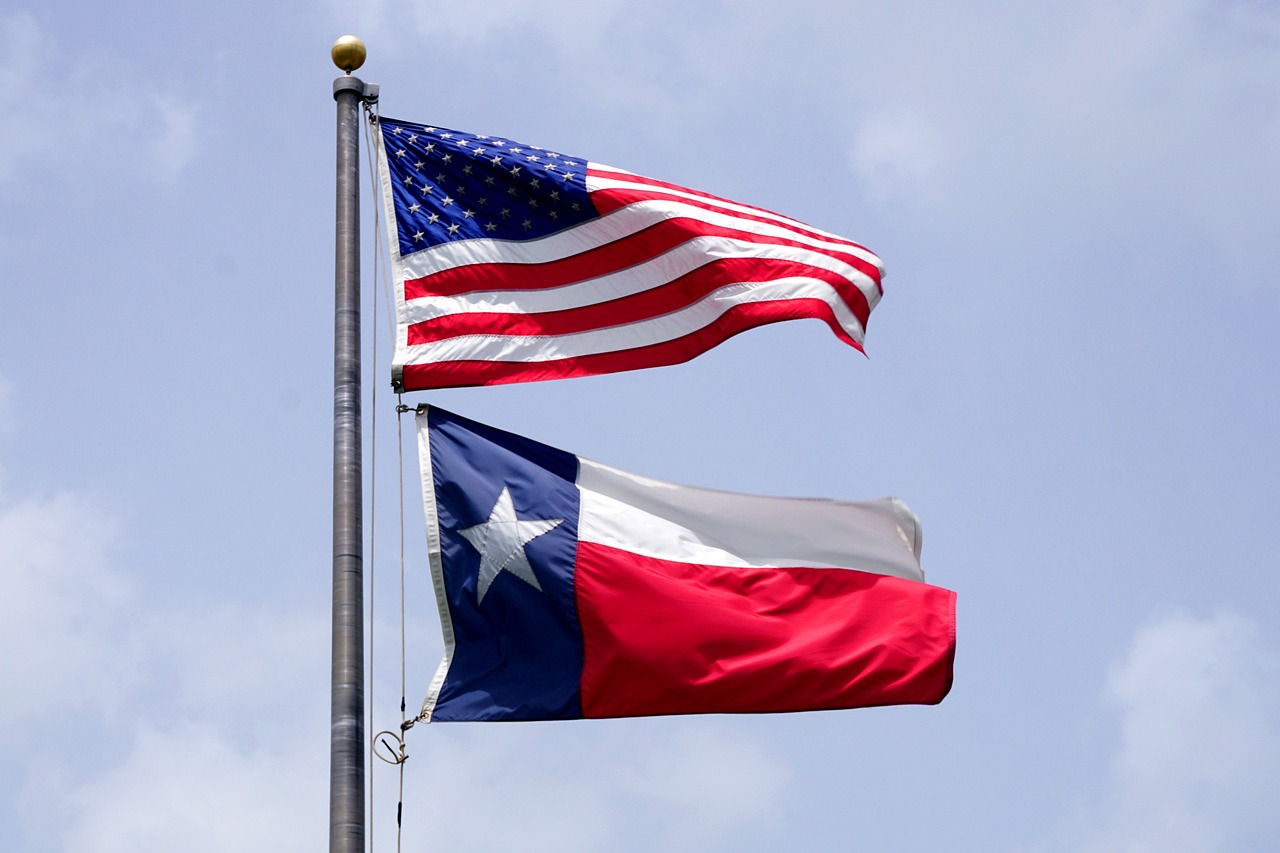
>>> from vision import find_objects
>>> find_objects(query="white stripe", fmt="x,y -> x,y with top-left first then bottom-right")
400,234 -> 880,325
586,167 -> 856,246
414,410 -> 457,723
395,196 -> 884,284
576,458 -> 925,581
394,276 -> 867,367
376,122 -> 414,389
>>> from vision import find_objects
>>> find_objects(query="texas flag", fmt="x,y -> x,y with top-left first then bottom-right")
416,407 -> 955,722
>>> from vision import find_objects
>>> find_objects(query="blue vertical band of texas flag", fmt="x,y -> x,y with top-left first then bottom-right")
417,407 -> 956,723
420,407 -> 586,721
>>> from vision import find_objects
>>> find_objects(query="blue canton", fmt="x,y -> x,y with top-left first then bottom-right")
380,117 -> 596,257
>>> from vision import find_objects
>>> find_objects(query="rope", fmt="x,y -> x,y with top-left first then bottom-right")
398,394 -> 408,730
363,98 -> 413,853
394,394 -> 409,853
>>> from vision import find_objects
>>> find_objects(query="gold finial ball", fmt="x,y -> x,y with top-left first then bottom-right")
331,36 -> 367,73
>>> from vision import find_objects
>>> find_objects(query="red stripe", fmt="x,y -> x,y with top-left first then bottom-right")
403,216 -> 882,301
574,542 -> 955,718
398,298 -> 866,390
405,256 -> 870,345
590,167 -> 877,255
590,167 -> 810,221
588,173 -> 875,257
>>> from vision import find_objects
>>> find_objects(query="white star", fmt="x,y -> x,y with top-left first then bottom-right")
459,487 -> 562,603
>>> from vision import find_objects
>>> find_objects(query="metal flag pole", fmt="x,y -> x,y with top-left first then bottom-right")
330,35 -> 377,853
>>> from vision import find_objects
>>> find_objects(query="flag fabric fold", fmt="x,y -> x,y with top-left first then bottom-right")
417,407 -> 955,722
377,117 -> 886,391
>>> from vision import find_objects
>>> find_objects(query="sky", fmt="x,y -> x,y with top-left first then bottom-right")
2,1 -> 1279,850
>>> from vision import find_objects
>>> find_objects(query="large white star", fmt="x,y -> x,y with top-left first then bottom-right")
459,486 -> 563,604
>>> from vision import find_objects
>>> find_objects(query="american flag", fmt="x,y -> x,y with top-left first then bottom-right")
376,116 -> 885,391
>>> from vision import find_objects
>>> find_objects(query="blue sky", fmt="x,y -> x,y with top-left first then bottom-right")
2,1 -> 1278,850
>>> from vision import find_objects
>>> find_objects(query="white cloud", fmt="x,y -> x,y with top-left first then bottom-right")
0,12 -> 50,181
1038,611 -> 1280,853
147,95 -> 200,182
142,604 -> 328,727
848,111 -> 948,207
620,724 -> 788,851
394,720 -> 789,852
53,722 -> 327,853
0,489 -> 134,741
329,0 -> 625,56
0,400 -> 326,848
0,11 -> 200,184
0,376 -> 11,437
1,513 -> 331,852
839,0 -> 1280,279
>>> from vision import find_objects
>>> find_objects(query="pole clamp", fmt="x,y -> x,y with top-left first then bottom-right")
333,76 -> 379,104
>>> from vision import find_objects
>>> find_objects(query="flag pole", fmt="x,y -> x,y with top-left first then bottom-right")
330,35 -> 376,853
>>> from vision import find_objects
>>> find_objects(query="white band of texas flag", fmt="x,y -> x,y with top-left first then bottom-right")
417,407 -> 955,722
377,117 -> 885,391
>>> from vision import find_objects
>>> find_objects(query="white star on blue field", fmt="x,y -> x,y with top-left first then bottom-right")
459,485 -> 562,603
